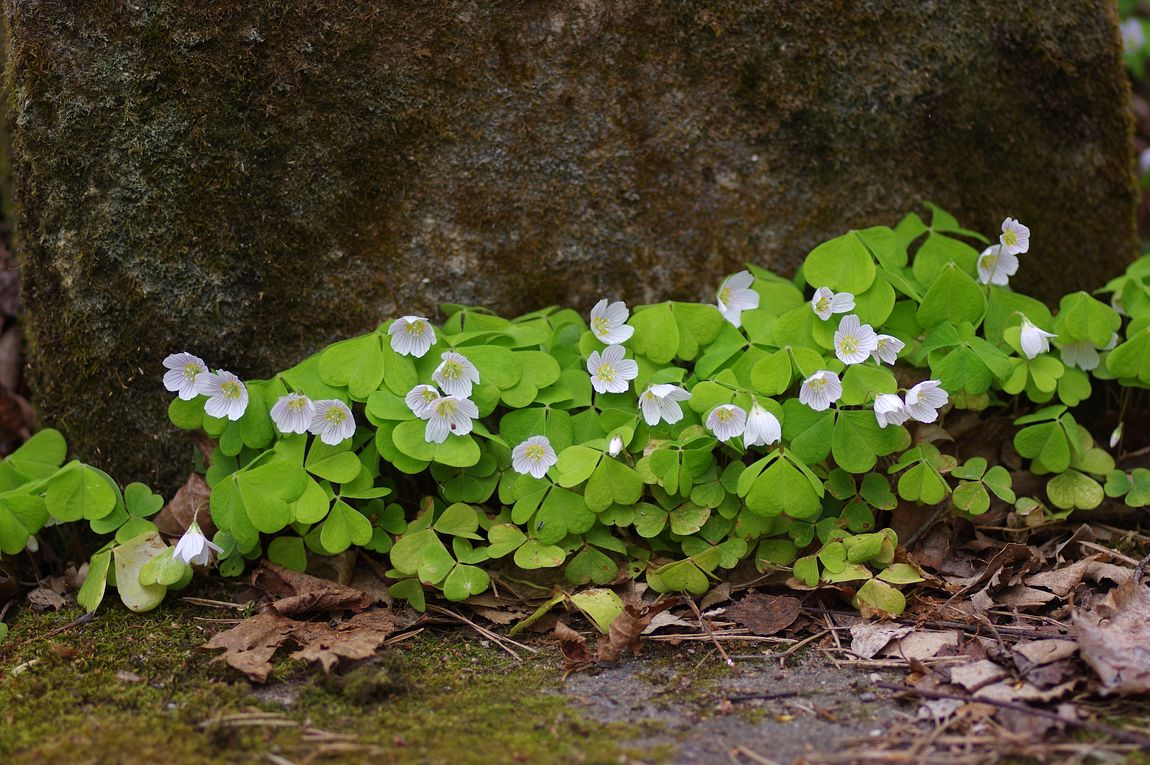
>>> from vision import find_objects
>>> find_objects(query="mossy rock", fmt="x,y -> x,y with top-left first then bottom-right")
0,1 -> 1137,489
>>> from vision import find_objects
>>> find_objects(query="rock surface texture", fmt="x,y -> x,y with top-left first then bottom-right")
1,0 -> 1138,487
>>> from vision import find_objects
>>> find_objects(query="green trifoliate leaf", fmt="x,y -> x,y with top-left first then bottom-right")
1107,327 -> 1150,384
267,536 -> 308,572
0,494 -> 47,555
911,231 -> 979,287
513,539 -> 566,569
570,589 -> 625,634
566,548 -> 619,585
45,462 -> 118,523
1046,470 -> 1104,511
853,578 -> 907,617
628,302 -> 680,364
319,333 -> 386,399
442,564 -> 491,602
319,500 -> 373,553
113,532 -> 169,613
916,263 -> 984,328
803,230 -> 877,294
1054,291 -> 1120,346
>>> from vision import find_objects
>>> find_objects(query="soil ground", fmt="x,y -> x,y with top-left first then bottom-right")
0,599 -> 901,765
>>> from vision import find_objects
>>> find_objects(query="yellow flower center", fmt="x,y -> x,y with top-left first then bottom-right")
182,363 -> 202,381
440,360 -> 463,380
324,406 -> 347,424
434,398 -> 458,418
838,335 -> 858,355
220,380 -> 243,400
815,296 -> 830,314
718,287 -> 732,306
524,444 -> 546,461
405,320 -> 428,337
808,378 -> 827,392
716,408 -> 734,423
595,363 -> 616,383
592,317 -> 611,336
287,396 -> 308,410
1002,230 -> 1017,248
982,252 -> 999,271
420,388 -> 438,403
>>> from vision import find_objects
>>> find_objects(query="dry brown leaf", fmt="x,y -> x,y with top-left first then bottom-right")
204,608 -> 402,682
724,593 -> 802,636
849,623 -> 913,660
641,611 -> 695,634
553,621 -> 591,666
1025,557 -> 1096,597
203,611 -> 299,683
153,473 -> 214,539
255,561 -> 376,616
1012,640 -> 1078,670
882,630 -> 961,662
974,679 -> 1077,703
1074,568 -> 1150,695
700,582 -> 732,610
290,611 -> 400,673
949,659 -> 1009,691
596,599 -> 677,663
26,587 -> 66,611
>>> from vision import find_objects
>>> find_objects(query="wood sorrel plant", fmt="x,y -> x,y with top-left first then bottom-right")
10,204 -> 1150,620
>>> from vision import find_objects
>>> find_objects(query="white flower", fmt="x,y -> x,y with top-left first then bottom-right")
904,380 -> 948,424
1019,316 -> 1057,360
589,299 -> 635,345
999,218 -> 1030,256
270,393 -> 315,434
163,352 -> 208,400
799,371 -> 842,412
706,404 -> 746,442
432,351 -> 480,397
405,384 -> 441,418
743,403 -> 781,448
388,315 -> 436,358
976,245 -> 1019,286
425,395 -> 479,444
607,435 -> 624,457
1123,18 -> 1146,54
587,344 -> 639,394
1110,423 -> 1124,450
833,314 -> 878,365
872,334 -> 905,365
512,435 -> 557,479
173,521 -> 223,566
638,383 -> 691,426
873,393 -> 909,429
1104,333 -> 1120,351
716,271 -> 760,327
198,370 -> 249,420
810,287 -> 855,321
1111,291 -> 1126,317
1060,341 -> 1100,371
309,399 -> 356,445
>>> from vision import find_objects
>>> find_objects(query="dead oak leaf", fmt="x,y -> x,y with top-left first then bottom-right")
153,473 -> 214,539
203,611 -> 299,683
255,561 -> 376,616
596,599 -> 678,663
1074,566 -> 1150,695
724,593 -> 802,636
553,621 -> 591,667
290,611 -> 400,673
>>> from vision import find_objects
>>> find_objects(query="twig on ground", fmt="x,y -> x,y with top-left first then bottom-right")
427,604 -> 536,661
875,681 -> 1150,747
182,597 -> 255,610
729,744 -> 786,765
685,594 -> 736,670
724,690 -> 799,703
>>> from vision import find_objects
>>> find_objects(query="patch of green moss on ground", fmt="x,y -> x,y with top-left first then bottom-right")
0,604 -> 669,765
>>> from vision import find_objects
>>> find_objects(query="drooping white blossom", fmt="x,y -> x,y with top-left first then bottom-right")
163,352 -> 208,400
976,245 -> 1019,286
173,521 -> 223,566
1111,422 -> 1124,450
811,287 -> 855,321
873,393 -> 909,429
638,383 -> 691,427
270,393 -> 315,435
587,344 -> 639,394
309,399 -> 356,445
1019,316 -> 1057,360
405,384 -> 441,419
833,314 -> 879,365
903,380 -> 948,424
872,334 -> 905,365
424,395 -> 479,444
706,404 -> 746,442
388,315 -> 436,358
1122,17 -> 1146,54
799,371 -> 842,412
716,271 -> 760,327
999,217 -> 1030,256
1060,340 -> 1100,371
198,370 -> 249,420
607,435 -> 624,457
432,351 -> 481,397
512,435 -> 557,479
589,299 -> 635,345
743,402 -> 781,448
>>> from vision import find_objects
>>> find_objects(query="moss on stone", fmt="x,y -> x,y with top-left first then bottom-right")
0,603 -> 666,764
0,1 -> 1137,490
